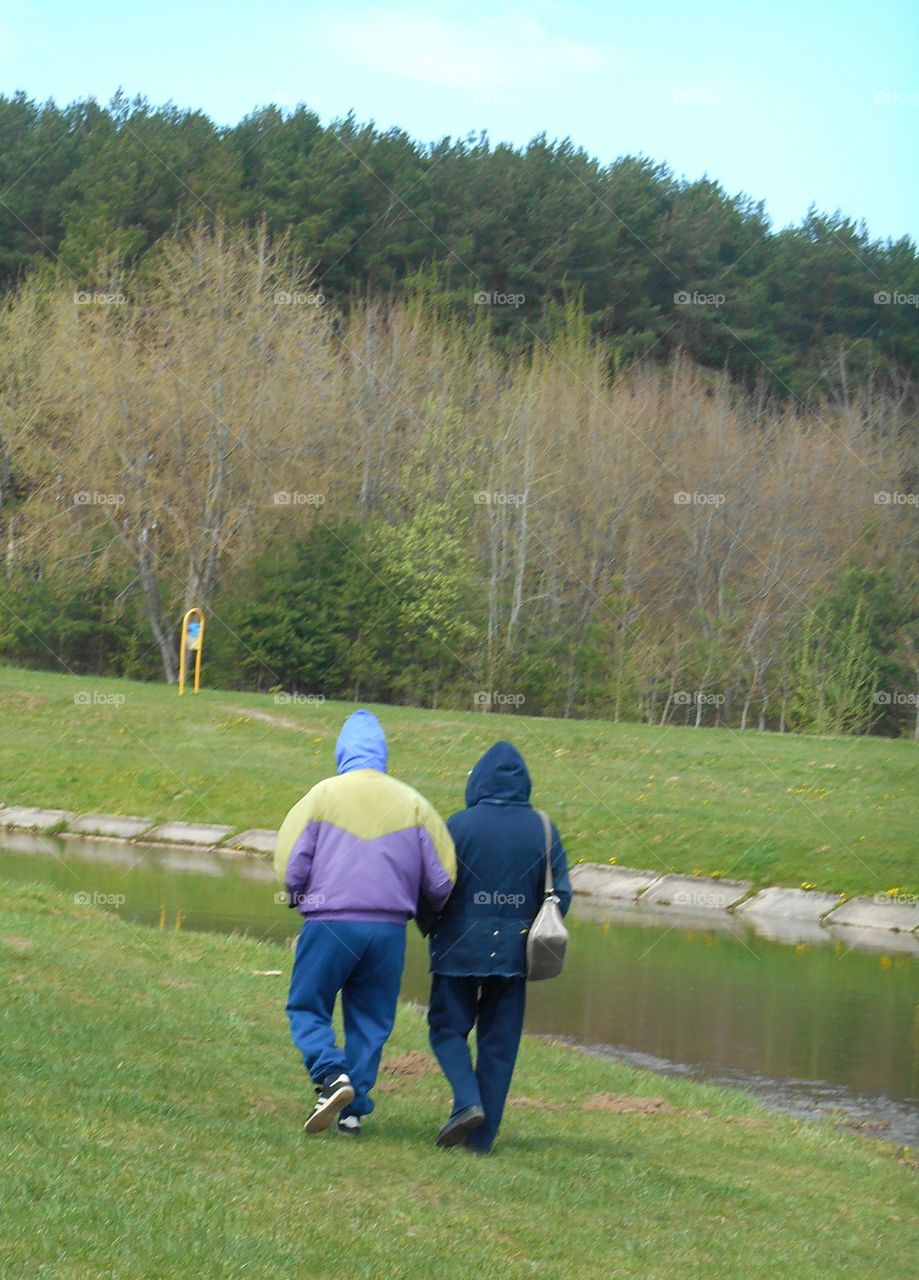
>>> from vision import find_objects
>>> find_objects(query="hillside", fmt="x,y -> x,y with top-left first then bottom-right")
1,666 -> 915,896
1,883 -> 916,1279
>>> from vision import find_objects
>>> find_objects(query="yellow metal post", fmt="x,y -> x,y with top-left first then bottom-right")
178,608 -> 205,695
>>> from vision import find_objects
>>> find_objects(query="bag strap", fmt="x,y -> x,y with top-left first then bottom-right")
537,810 -> 554,896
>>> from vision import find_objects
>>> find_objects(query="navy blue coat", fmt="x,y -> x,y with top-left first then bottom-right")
427,741 -> 571,977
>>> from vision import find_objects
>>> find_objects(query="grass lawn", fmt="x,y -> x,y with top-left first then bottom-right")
1,882 -> 916,1279
0,665 -> 916,898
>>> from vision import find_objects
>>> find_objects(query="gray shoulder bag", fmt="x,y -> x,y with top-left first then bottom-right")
525,811 -> 569,981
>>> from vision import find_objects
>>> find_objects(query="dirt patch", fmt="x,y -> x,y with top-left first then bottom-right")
377,1050 -> 439,1093
0,690 -> 46,712
381,1050 -> 438,1078
583,1093 -> 680,1115
508,1096 -> 564,1112
0,936 -> 33,953
229,707 -> 305,731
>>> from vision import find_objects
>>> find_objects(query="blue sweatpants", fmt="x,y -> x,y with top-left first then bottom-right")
427,973 -> 527,1151
286,919 -> 406,1119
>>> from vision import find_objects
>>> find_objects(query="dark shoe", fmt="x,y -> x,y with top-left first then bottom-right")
435,1105 -> 486,1148
337,1115 -> 361,1136
304,1073 -> 355,1134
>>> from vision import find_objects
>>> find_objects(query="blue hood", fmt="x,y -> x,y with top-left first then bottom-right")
465,740 -> 531,806
335,710 -> 388,774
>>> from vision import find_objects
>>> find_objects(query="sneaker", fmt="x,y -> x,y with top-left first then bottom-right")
304,1073 -> 355,1134
435,1104 -> 486,1148
337,1115 -> 361,1136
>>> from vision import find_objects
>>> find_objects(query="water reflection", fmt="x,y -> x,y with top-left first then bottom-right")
1,836 -> 916,1145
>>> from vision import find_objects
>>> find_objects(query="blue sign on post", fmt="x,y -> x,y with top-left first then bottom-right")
179,608 -> 205,695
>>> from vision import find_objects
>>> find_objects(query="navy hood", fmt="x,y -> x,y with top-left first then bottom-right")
335,710 -> 388,774
465,740 -> 531,806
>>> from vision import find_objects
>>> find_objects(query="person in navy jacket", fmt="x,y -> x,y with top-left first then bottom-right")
424,740 -> 571,1153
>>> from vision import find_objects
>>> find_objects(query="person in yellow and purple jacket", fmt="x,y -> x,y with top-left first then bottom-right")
274,709 -> 456,1136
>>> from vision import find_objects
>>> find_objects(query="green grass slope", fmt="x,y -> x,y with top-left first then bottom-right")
1,883 -> 916,1279
1,665 -> 916,896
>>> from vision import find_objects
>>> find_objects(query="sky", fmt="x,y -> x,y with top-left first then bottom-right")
1,0 -> 917,242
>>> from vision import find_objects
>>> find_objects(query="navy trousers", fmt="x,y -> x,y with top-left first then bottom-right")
286,919 -> 406,1119
428,973 -> 527,1151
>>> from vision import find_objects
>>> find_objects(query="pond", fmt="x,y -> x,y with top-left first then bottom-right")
2,834 -> 917,1147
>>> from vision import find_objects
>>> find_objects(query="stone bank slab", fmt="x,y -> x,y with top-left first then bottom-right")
226,828 -> 277,855
68,813 -> 155,839
0,830 -> 63,856
745,916 -> 834,948
570,863 -> 662,899
827,924 -> 919,955
571,896 -> 747,937
144,821 -> 235,848
641,874 -> 751,912
737,886 -> 842,921
0,806 -> 75,832
827,896 -> 919,934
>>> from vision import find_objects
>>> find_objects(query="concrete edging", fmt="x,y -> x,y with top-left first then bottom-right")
0,806 -> 272,855
569,863 -> 918,937
0,804 -> 916,937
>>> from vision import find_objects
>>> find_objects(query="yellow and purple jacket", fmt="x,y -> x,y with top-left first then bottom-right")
274,710 -> 456,925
